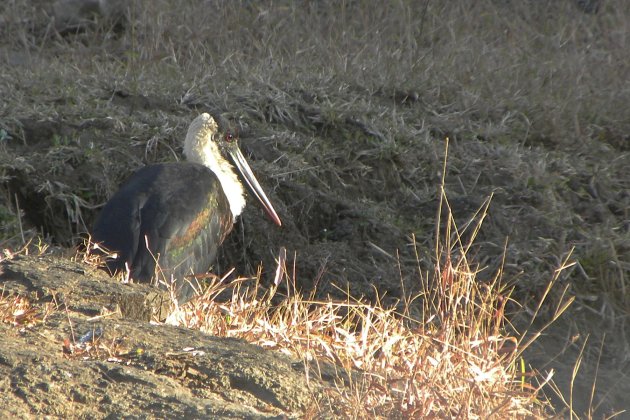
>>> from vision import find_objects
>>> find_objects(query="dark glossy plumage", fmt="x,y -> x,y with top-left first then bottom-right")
91,113 -> 281,303
92,162 -> 233,302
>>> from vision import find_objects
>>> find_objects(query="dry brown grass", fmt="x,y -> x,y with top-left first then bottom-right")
164,184 -> 571,417
0,292 -> 55,329
1,244 -> 56,328
1,192 -> 569,417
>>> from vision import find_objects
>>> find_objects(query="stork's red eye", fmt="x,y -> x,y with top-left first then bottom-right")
225,132 -> 235,142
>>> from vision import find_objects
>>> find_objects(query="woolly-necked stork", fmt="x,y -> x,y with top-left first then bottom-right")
91,113 -> 281,302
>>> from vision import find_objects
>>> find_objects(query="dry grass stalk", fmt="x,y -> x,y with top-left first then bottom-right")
0,293 -> 55,329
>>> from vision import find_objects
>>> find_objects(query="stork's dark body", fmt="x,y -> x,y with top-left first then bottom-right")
92,162 -> 233,302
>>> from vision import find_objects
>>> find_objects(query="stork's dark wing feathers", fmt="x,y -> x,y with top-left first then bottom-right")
92,162 -> 233,301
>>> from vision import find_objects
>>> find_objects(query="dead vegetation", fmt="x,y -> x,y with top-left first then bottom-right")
1,0 -> 629,417
166,194 -> 570,418
2,194 -> 565,418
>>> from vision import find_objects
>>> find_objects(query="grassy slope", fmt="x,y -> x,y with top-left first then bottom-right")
1,0 -> 629,416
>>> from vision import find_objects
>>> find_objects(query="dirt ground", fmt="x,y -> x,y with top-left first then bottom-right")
0,253 -> 334,418
1,0 -> 629,417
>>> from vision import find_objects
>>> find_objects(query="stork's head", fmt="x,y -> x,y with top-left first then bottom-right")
184,113 -> 282,226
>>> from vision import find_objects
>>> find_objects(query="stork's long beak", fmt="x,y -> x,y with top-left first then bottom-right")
229,146 -> 282,226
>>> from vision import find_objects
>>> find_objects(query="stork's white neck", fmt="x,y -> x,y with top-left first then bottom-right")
183,113 -> 246,221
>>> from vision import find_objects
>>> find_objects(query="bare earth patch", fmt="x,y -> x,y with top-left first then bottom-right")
0,253 -> 326,418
